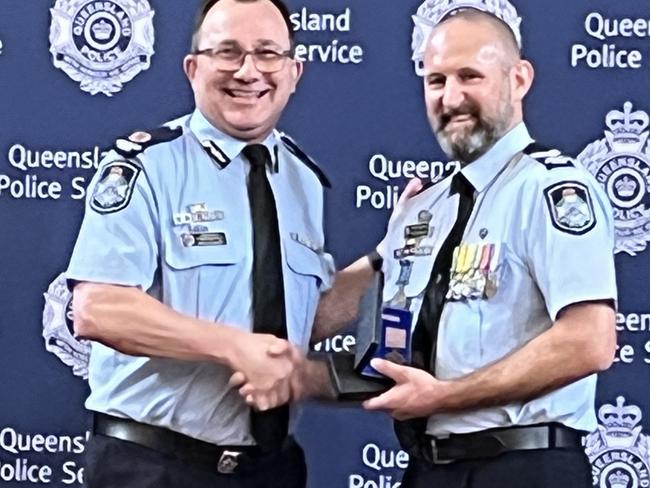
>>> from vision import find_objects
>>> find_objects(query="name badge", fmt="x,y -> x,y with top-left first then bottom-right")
181,232 -> 227,247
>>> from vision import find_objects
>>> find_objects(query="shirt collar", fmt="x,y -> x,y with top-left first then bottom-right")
188,109 -> 279,170
460,122 -> 534,193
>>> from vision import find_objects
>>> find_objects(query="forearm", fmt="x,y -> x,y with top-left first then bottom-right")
439,302 -> 616,412
312,255 -> 376,342
298,358 -> 337,401
441,330 -> 587,411
73,282 -> 243,366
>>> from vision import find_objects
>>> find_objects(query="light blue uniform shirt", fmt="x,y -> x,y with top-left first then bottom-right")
380,123 -> 616,436
67,109 -> 334,445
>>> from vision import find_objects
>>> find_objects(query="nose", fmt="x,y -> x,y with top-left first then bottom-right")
441,78 -> 465,110
233,53 -> 262,81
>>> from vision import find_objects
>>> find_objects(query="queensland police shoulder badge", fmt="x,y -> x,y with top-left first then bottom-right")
90,159 -> 141,214
544,181 -> 596,235
49,0 -> 155,96
579,101 -> 650,255
42,273 -> 90,379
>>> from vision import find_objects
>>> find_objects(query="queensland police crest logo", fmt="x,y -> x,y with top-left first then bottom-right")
544,181 -> 596,235
578,102 -> 650,256
42,273 -> 90,379
49,0 -> 155,96
91,159 -> 141,213
585,397 -> 650,488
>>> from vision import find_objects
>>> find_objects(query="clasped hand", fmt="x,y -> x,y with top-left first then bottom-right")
228,333 -> 307,411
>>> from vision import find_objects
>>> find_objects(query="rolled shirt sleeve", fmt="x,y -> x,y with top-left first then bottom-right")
319,251 -> 336,292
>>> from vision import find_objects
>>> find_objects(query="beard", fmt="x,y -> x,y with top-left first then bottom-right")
432,89 -> 513,165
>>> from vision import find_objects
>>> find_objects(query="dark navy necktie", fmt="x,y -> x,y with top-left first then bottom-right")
395,172 -> 475,458
412,172 -> 476,372
243,144 -> 289,451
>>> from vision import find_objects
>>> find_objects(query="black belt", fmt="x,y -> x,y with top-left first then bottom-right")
428,423 -> 584,464
93,413 -> 289,474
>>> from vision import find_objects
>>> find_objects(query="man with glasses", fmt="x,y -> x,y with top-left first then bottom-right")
66,0 -> 333,486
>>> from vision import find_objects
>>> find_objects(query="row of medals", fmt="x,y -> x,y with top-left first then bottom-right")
447,242 -> 501,300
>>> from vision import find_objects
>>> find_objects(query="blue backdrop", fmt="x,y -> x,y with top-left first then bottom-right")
2,1 -> 650,486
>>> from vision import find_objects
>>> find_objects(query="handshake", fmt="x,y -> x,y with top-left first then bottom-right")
225,329 -> 443,422
227,332 -> 317,411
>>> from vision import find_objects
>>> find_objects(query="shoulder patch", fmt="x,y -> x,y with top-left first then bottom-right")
113,126 -> 183,159
280,133 -> 331,188
544,180 -> 596,235
525,143 -> 575,170
90,160 -> 141,214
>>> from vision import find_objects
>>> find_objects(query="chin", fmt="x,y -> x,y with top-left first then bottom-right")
448,127 -> 475,145
227,122 -> 272,141
225,110 -> 268,128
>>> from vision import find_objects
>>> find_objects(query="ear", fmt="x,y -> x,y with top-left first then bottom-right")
183,54 -> 197,83
511,59 -> 534,103
289,60 -> 304,94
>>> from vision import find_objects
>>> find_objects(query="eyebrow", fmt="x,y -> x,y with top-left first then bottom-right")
210,39 -> 239,48
425,66 -> 484,79
255,39 -> 287,49
425,72 -> 445,81
257,39 -> 278,45
457,67 -> 483,76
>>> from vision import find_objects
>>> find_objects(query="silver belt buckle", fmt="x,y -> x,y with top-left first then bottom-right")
217,450 -> 242,474
430,438 -> 453,465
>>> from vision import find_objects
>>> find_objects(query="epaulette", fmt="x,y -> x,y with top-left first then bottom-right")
112,125 -> 184,159
280,133 -> 331,188
525,143 -> 575,170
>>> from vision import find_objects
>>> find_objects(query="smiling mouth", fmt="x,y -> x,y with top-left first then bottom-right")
223,88 -> 270,99
447,114 -> 474,124
442,114 -> 476,131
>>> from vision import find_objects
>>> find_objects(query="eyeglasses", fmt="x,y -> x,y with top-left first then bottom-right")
193,46 -> 294,73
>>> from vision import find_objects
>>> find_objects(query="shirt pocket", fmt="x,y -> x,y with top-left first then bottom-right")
283,237 -> 331,348
161,228 -> 247,321
403,256 -> 435,299
164,240 -> 244,268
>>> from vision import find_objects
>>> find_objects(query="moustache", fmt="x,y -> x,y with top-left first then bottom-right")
439,103 -> 480,130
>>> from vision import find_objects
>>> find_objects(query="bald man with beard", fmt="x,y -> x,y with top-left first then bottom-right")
281,5 -> 617,488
